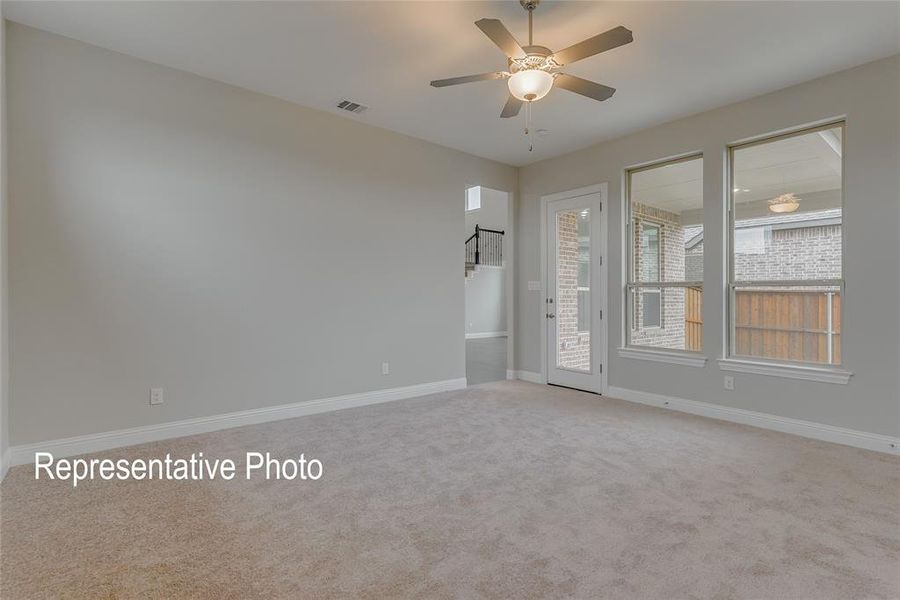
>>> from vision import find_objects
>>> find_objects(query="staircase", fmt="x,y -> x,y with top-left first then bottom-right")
465,225 -> 504,277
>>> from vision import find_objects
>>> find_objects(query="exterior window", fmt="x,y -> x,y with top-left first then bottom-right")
465,186 -> 481,211
640,224 -> 660,281
728,122 -> 844,365
626,155 -> 703,351
639,224 -> 662,328
641,289 -> 661,328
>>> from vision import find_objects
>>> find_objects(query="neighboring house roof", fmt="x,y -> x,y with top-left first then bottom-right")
684,209 -> 842,250
684,226 -> 703,250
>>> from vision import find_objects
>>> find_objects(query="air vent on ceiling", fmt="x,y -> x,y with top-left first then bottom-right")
336,99 -> 368,114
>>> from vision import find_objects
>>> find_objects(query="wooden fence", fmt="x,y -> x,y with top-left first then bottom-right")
681,288 -> 840,364
685,287 -> 703,352
733,289 -> 841,365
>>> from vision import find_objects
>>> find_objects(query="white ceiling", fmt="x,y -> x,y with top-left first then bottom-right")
631,157 -> 703,214
631,125 -> 843,217
4,1 -> 898,166
733,127 -> 843,206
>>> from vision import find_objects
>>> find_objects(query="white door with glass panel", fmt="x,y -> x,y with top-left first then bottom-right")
545,193 -> 603,392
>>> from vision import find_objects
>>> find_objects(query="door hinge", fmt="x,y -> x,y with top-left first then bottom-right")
599,310 -> 602,320
598,256 -> 602,266
599,364 -> 603,373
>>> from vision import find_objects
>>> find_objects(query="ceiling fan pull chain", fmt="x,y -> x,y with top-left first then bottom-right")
526,101 -> 534,152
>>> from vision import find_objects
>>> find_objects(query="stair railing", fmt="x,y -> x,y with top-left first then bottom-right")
464,225 -> 505,267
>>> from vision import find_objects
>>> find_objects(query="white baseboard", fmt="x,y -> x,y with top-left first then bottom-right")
465,331 -> 508,339
0,448 -> 8,483
511,370 -> 543,384
607,386 -> 900,455
8,378 -> 468,468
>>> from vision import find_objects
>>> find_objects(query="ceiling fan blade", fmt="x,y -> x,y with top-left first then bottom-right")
500,95 -> 523,118
475,18 -> 527,59
551,25 -> 633,65
430,72 -> 506,87
555,74 -> 616,102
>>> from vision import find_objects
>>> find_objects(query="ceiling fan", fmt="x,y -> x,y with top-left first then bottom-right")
430,0 -> 633,119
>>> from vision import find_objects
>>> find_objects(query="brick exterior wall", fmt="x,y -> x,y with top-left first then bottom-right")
685,249 -> 704,281
734,224 -> 841,280
631,203 -> 687,350
685,226 -> 703,282
686,223 -> 842,282
555,211 -> 590,371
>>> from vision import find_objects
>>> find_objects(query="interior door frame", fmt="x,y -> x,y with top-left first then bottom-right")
540,183 -> 608,394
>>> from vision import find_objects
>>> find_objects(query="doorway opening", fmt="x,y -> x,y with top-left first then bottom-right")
464,186 -> 511,385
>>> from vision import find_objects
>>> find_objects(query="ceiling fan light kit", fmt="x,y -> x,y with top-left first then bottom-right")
768,193 -> 801,213
508,69 -> 554,102
430,0 -> 634,134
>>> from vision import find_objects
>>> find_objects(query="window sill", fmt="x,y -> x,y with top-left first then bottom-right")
717,359 -> 852,385
618,347 -> 708,368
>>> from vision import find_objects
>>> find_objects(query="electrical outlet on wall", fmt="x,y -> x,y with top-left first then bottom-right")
382,362 -> 390,376
724,376 -> 735,391
149,387 -> 164,405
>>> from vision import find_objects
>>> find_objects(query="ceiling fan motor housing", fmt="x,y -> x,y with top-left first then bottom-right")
521,45 -> 552,58
508,47 -> 556,74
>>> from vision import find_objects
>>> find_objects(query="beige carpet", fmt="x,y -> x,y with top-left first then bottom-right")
1,381 -> 898,599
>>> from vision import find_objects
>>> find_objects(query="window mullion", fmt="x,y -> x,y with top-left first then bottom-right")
628,282 -> 704,289
732,279 -> 842,288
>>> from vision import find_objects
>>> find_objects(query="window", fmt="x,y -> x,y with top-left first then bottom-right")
641,289 -> 661,328
728,122 -> 844,366
465,186 -> 481,211
640,224 -> 660,280
639,224 -> 662,328
626,155 -> 703,351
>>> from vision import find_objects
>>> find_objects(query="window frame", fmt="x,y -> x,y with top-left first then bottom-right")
725,120 -> 846,369
624,153 -> 704,353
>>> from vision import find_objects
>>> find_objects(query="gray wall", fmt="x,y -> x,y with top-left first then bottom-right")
465,186 -> 508,235
7,24 -> 516,446
516,55 -> 900,437
465,266 -> 507,336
